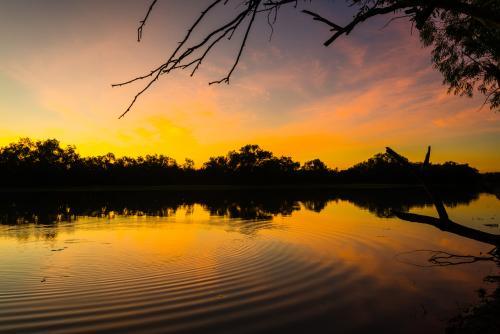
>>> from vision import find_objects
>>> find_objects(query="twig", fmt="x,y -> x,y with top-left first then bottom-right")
210,1 -> 260,85
137,0 -> 158,42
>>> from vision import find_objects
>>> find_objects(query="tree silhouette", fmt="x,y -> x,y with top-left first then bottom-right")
0,139 -> 484,187
302,159 -> 329,172
114,0 -> 500,117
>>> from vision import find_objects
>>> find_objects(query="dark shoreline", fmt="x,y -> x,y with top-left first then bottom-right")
0,183 -> 442,193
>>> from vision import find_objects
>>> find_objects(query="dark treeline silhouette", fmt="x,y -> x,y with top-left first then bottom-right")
0,138 -> 489,187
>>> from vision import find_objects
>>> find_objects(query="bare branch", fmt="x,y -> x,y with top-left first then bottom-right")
113,0 -> 409,117
114,0 -> 500,117
113,0 -> 224,117
301,10 -> 342,30
396,249 -> 498,267
386,146 -> 450,221
386,146 -> 499,246
118,73 -> 161,119
394,211 -> 500,246
302,4 -> 401,46
380,14 -> 413,30
210,1 -> 260,85
138,0 -> 158,42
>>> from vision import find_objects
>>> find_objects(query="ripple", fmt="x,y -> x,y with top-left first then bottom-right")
0,208 -> 493,334
0,217 -> 373,334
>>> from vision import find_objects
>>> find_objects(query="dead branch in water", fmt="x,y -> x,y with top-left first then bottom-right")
386,146 -> 500,247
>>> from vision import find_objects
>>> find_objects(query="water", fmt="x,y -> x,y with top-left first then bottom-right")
0,188 -> 498,333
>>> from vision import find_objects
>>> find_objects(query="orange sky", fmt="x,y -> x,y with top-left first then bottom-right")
0,1 -> 499,171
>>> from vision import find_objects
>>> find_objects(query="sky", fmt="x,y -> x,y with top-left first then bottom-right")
0,0 -> 499,171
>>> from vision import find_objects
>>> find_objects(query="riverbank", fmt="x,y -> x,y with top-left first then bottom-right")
0,183 -> 462,193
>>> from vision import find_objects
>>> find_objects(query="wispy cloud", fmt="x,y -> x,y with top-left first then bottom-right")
0,1 -> 498,170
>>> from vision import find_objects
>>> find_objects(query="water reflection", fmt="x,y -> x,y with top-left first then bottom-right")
0,188 -> 498,334
0,187 -> 482,225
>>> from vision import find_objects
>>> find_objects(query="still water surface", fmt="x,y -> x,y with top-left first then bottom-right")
0,188 -> 498,333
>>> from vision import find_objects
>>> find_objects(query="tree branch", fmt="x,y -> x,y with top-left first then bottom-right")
114,0 -> 500,117
303,4 -> 402,46
210,1 -> 260,85
386,146 -> 449,221
137,0 -> 158,42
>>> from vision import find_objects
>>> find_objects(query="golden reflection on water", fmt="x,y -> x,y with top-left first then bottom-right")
0,194 -> 498,334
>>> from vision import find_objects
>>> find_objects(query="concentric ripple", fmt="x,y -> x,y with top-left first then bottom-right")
0,213 -> 376,334
0,199 -> 497,334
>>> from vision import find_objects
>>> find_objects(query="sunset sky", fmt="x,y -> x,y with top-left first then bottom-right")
0,0 -> 499,171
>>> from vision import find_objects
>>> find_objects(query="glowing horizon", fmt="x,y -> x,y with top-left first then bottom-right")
1,0 -> 499,171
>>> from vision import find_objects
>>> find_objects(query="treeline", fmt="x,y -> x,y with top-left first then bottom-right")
0,138 -> 483,187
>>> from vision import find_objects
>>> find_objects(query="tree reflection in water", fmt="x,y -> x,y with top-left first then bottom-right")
0,186 -> 482,225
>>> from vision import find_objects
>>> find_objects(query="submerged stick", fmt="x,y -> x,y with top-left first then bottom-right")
386,146 -> 448,220
386,146 -> 499,246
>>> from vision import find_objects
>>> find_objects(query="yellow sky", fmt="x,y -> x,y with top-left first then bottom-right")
0,1 -> 499,171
